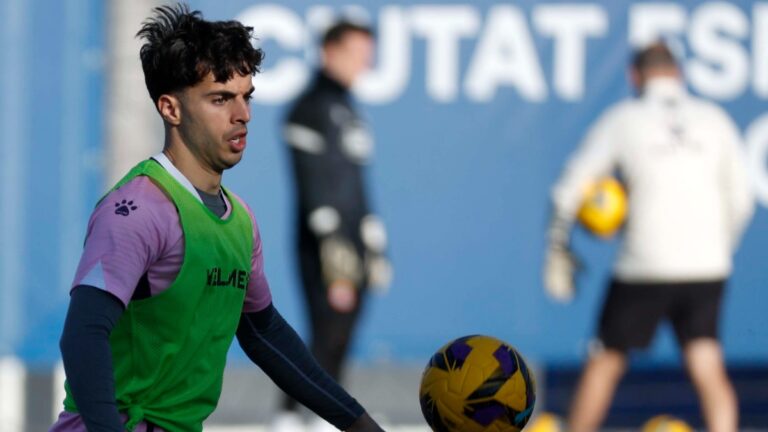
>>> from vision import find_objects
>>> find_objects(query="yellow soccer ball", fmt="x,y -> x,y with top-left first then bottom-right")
525,412 -> 564,432
641,414 -> 694,432
419,335 -> 536,432
577,177 -> 627,238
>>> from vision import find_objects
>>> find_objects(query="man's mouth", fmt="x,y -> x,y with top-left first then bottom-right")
227,131 -> 247,151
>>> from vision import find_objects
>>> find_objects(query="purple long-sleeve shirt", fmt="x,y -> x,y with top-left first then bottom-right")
51,173 -> 272,432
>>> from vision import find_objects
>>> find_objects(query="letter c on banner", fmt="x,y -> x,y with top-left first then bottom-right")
237,4 -> 309,104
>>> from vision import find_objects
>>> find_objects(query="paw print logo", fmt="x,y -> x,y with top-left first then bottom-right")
114,199 -> 138,216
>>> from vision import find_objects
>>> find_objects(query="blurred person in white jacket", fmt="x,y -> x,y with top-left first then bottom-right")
544,42 -> 754,432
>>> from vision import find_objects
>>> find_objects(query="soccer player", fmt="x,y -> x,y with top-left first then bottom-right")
277,21 -> 392,432
543,42 -> 754,432
50,4 -> 384,432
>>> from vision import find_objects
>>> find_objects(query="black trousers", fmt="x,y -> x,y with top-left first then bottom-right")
282,237 -> 367,411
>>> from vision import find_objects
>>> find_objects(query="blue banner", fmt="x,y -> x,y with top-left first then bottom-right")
207,0 -> 768,365
3,0 -> 768,367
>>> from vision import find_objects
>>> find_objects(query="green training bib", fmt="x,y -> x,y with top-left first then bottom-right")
64,159 -> 253,431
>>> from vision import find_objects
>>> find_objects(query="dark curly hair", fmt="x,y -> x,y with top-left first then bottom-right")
136,3 -> 264,103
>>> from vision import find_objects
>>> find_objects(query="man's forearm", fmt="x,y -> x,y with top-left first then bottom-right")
236,304 -> 381,430
60,286 -> 125,432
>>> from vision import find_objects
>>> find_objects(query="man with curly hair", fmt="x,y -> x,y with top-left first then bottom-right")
50,4 -> 384,432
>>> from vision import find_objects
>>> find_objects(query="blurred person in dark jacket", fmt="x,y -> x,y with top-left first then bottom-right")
275,21 -> 392,432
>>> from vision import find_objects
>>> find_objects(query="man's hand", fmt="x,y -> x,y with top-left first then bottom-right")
320,236 -> 363,286
543,244 -> 580,303
346,412 -> 385,431
327,279 -> 357,313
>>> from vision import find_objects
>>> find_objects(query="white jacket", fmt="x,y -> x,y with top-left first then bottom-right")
552,77 -> 754,282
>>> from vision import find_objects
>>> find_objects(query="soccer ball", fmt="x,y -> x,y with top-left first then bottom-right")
419,335 -> 536,432
577,177 -> 627,238
641,415 -> 693,432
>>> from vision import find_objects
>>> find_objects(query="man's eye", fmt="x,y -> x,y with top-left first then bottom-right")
244,94 -> 254,103
213,97 -> 225,104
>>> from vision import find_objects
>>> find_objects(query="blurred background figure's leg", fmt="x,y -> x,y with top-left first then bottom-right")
683,339 -> 738,432
567,349 -> 626,432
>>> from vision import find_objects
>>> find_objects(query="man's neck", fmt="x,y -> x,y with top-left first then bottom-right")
321,66 -> 352,90
163,135 -> 222,195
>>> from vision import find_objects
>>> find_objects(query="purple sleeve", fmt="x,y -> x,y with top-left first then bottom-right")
235,196 -> 273,313
72,177 -> 174,306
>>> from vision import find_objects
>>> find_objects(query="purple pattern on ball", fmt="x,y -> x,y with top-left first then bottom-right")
450,341 -> 472,362
493,346 -> 517,377
472,404 -> 505,426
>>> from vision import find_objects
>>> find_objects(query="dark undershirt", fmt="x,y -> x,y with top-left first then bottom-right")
59,190 -> 367,431
194,187 -> 227,218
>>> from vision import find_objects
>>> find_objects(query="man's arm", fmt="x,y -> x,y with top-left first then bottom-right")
236,304 -> 383,431
238,201 -> 380,430
59,176 -> 170,429
60,285 -> 125,432
550,107 -> 622,222
285,103 -> 365,303
544,107 -> 621,301
284,100 -> 348,221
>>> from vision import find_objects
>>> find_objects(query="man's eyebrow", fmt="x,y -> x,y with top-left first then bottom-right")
204,90 -> 237,98
205,87 -> 256,98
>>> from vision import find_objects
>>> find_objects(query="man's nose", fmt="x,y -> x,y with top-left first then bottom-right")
233,98 -> 250,124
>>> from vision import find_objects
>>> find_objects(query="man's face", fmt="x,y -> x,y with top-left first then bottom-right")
629,65 -> 680,94
325,31 -> 375,86
177,72 -> 254,173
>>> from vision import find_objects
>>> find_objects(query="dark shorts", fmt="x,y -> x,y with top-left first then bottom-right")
597,278 -> 725,352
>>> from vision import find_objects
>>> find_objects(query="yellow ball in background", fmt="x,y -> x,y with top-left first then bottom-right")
641,414 -> 694,432
525,412 -> 564,432
577,177 -> 627,238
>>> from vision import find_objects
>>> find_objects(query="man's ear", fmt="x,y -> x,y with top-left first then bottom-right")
157,94 -> 182,126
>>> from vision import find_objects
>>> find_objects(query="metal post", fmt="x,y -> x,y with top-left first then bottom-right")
106,0 -> 165,186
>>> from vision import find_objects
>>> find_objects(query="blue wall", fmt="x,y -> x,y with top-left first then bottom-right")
211,0 -> 768,366
0,0 -> 105,367
2,0 -> 767,368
